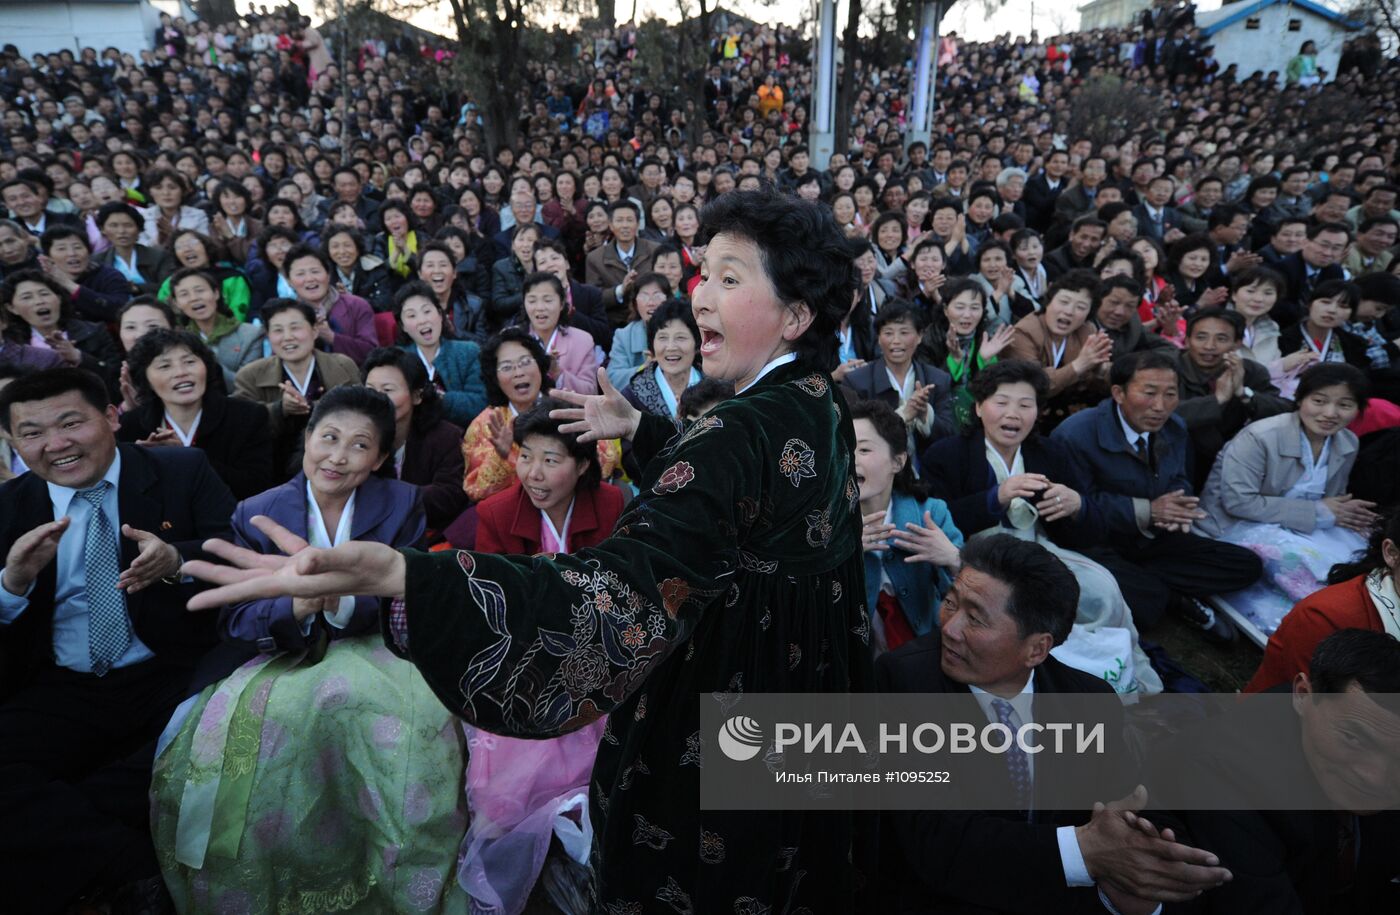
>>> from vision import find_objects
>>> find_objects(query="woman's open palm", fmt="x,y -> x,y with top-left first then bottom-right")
551,368 -> 642,443
183,515 -> 406,610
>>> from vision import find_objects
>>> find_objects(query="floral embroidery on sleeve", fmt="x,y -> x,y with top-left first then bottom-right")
653,461 -> 696,495
778,438 -> 817,487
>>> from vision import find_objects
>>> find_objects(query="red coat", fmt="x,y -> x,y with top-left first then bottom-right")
474,482 -> 624,555
1244,574 -> 1383,693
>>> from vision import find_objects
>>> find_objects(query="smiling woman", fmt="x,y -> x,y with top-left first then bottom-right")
183,189 -> 874,910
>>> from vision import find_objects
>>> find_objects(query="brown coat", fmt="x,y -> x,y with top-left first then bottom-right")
585,238 -> 658,324
232,350 -> 361,437
1007,313 -> 1105,397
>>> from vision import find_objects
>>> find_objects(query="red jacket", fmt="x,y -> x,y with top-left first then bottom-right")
1244,574 -> 1383,693
474,482 -> 624,556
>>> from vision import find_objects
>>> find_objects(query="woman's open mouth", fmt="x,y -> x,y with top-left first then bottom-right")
700,329 -> 723,356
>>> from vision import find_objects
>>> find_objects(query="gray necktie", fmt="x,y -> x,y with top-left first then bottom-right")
78,484 -> 132,676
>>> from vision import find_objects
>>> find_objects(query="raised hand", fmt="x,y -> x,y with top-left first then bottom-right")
890,511 -> 961,568
981,324 -> 1016,359
550,368 -> 642,443
139,426 -> 181,448
486,408 -> 514,459
46,333 -> 82,368
861,510 -> 896,553
1034,482 -> 1082,522
1149,490 -> 1205,533
2,518 -> 71,596
119,362 -> 141,413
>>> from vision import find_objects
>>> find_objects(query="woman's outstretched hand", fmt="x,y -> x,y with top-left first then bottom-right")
182,515 -> 407,611
550,368 -> 643,443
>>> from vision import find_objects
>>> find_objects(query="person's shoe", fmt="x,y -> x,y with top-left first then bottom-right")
1175,596 -> 1238,644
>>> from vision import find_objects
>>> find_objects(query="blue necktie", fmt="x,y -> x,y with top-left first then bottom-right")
78,484 -> 131,676
993,698 -> 1033,815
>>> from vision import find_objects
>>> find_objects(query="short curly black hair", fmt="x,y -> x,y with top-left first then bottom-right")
480,326 -> 553,407
698,189 -> 856,371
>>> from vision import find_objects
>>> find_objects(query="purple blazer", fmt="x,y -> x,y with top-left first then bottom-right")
220,472 -> 425,651
324,292 -> 378,366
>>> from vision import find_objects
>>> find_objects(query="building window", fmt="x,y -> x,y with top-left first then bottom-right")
1246,17 -> 1261,29
1288,19 -> 1303,31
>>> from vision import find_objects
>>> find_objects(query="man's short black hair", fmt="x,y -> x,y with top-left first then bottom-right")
958,534 -> 1078,645
1309,629 -> 1400,700
1186,306 -> 1244,339
0,367 -> 109,433
1110,349 -> 1178,388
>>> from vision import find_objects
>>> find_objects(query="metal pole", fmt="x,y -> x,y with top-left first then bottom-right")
809,0 -> 839,170
906,1 -> 941,150
339,0 -> 351,165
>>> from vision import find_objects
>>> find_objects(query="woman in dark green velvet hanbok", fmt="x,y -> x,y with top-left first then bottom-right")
185,190 -> 876,913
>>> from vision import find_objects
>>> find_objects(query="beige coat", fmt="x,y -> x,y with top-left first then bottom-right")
1196,412 -> 1358,538
1007,312 -> 1103,397
233,351 -> 360,437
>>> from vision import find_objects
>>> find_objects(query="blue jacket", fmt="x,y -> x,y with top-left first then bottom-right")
221,473 -> 425,651
1050,398 -> 1193,541
863,492 -> 964,638
402,339 -> 488,428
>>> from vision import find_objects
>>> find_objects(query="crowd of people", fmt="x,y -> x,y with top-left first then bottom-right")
1,1 -> 1399,912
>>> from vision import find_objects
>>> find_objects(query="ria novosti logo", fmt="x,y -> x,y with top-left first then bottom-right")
717,715 -> 765,761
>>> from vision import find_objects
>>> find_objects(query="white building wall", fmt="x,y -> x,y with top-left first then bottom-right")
1078,0 -> 1153,32
1,2 -> 155,57
1208,4 -> 1348,80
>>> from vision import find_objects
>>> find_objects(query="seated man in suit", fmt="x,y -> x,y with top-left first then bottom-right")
490,189 -> 560,263
1051,350 -> 1261,640
1,177 -> 82,238
1163,629 -> 1400,913
877,534 -> 1231,914
1131,176 -> 1185,245
1171,308 -> 1292,488
585,200 -> 658,326
0,368 -> 237,912
1274,222 -> 1350,325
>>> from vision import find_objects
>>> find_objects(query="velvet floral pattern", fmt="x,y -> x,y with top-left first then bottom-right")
384,359 -> 875,913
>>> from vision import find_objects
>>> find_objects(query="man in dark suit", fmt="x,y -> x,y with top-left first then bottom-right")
585,200 -> 658,326
1,176 -> 81,238
1045,216 -> 1107,283
877,534 -> 1231,914
703,64 -> 732,112
1051,350 -> 1260,639
317,166 -> 380,227
1023,149 -> 1071,233
1273,222 -> 1351,325
1131,175 -> 1185,244
1161,630 -> 1400,913
490,189 -> 560,263
0,368 -> 237,913
1052,157 -> 1108,237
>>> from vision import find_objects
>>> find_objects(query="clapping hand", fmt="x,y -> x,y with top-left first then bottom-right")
998,472 -> 1050,508
116,524 -> 181,593
279,381 -> 310,416
1149,490 -> 1205,532
1322,494 -> 1381,533
889,511 -> 961,568
898,382 -> 933,423
45,332 -> 82,367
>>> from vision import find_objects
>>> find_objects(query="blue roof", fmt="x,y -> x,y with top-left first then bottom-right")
1200,0 -> 1363,38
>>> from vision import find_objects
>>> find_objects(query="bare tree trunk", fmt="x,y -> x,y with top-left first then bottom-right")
833,0 -> 861,157
598,0 -> 617,30
195,0 -> 240,25
446,0 -> 525,153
